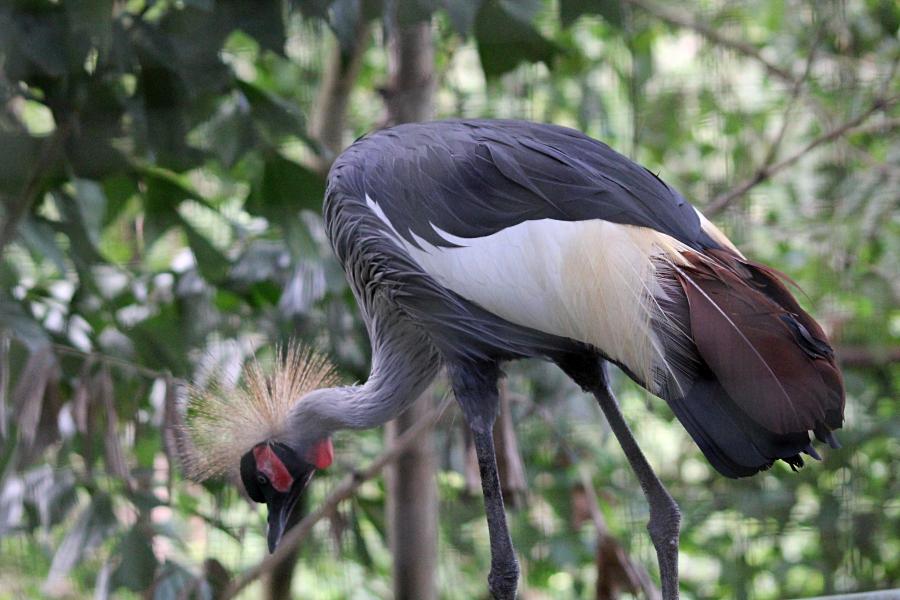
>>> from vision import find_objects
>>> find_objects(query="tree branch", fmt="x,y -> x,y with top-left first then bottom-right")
842,116 -> 900,137
48,342 -> 180,383
706,95 -> 899,215
0,120 -> 70,256
623,0 -> 796,84
836,345 -> 900,368
758,31 -> 822,168
221,393 -> 454,600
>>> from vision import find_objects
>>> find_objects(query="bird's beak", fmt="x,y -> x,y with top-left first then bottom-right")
266,470 -> 313,553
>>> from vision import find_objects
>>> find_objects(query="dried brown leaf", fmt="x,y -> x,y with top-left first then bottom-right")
97,366 -> 129,482
71,358 -> 94,434
0,333 -> 9,438
12,347 -> 54,448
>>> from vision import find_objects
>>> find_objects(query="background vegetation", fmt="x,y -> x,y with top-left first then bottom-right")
0,0 -> 898,598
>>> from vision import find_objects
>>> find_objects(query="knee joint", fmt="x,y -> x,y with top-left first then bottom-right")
488,559 -> 520,599
647,500 -> 681,546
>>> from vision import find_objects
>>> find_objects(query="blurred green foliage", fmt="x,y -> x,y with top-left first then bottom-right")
0,0 -> 898,598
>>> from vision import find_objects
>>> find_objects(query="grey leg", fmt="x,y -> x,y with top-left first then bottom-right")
472,427 -> 519,600
592,372 -> 681,600
449,361 -> 519,600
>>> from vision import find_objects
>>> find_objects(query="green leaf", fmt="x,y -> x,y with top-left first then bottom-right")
0,131 -> 47,197
219,0 -> 286,55
156,7 -> 232,94
151,561 -> 197,600
112,524 -> 158,592
245,280 -> 283,308
4,6 -> 70,81
179,216 -> 230,283
0,297 -> 49,351
236,80 -> 313,148
474,0 -> 562,78
126,304 -> 190,375
183,0 -> 215,9
559,0 -> 623,28
442,0 -> 482,34
871,0 -> 900,36
66,79 -> 131,180
247,153 -> 326,222
55,191 -> 106,267
65,0 -> 115,52
142,170 -> 200,246
101,173 -> 138,226
20,215 -> 67,273
45,493 -> 117,589
350,503 -> 374,567
73,179 -> 106,246
191,92 -> 255,168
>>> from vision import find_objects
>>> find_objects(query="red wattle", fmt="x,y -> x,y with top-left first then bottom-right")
309,438 -> 333,469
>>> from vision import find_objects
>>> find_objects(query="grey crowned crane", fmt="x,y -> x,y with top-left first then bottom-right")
185,120 -> 844,599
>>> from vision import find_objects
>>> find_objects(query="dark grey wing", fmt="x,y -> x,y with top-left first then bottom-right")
338,119 -> 717,250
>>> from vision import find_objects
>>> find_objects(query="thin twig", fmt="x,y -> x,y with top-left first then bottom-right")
842,116 -> 900,136
221,393 -> 455,599
760,32 -> 823,168
837,345 -> 900,367
706,95 -> 899,215
48,342 -> 180,383
704,33 -> 819,217
623,0 -> 796,84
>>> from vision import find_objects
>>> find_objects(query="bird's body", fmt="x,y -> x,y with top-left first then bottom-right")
324,119 -> 843,476
191,119 -> 845,600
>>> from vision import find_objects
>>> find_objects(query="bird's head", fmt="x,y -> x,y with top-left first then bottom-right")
181,344 -> 338,552
238,436 -> 333,551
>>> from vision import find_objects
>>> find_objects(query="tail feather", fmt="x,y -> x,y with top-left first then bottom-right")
668,374 -> 814,478
649,248 -> 845,478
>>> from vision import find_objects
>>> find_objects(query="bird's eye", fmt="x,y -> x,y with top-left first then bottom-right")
257,474 -> 269,486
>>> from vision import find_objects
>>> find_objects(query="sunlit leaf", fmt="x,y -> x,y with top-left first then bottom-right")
112,524 -> 158,592
474,0 -> 562,78
44,493 -> 117,592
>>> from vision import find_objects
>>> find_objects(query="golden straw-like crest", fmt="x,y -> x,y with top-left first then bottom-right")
180,343 -> 338,481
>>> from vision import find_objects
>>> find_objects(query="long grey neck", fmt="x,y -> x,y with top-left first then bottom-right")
285,312 -> 440,444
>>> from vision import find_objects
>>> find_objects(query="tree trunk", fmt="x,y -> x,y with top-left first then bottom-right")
382,18 -> 435,126
385,392 -> 438,600
382,13 -> 438,600
308,21 -> 370,173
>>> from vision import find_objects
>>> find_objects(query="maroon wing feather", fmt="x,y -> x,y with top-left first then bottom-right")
671,250 -> 844,437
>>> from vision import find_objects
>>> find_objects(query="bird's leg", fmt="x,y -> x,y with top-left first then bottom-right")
449,362 -> 519,600
472,426 -> 520,600
592,371 -> 681,600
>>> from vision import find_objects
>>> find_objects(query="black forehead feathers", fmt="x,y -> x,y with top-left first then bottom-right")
240,450 -> 264,503
270,441 -> 313,472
